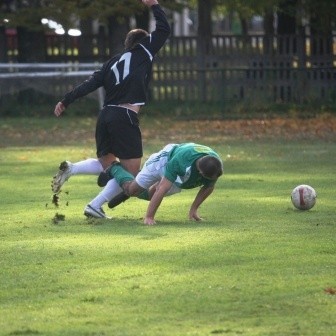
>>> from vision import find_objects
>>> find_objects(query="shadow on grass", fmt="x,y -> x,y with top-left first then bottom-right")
48,215 -> 225,237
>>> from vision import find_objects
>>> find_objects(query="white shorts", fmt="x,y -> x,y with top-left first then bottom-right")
135,144 -> 181,196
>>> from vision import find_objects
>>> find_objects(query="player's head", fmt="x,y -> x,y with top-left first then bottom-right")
125,29 -> 148,50
197,155 -> 223,180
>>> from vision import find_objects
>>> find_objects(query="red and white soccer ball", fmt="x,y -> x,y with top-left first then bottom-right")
291,185 -> 317,210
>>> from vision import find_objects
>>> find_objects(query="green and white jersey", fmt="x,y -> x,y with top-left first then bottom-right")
165,143 -> 222,189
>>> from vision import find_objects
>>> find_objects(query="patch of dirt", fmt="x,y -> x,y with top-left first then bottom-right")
1,115 -> 335,147
324,287 -> 336,295
52,193 -> 60,207
143,115 -> 336,142
52,212 -> 65,224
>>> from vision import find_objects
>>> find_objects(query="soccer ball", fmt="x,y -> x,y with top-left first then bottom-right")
291,185 -> 317,210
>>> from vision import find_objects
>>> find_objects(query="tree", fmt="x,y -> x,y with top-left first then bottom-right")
2,0 -> 335,63
0,0 -> 151,61
305,0 -> 336,61
1,0 -> 185,62
0,0 -> 11,61
277,0 -> 297,34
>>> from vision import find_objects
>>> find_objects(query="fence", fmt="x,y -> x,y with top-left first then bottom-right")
152,34 -> 336,106
1,34 -> 336,114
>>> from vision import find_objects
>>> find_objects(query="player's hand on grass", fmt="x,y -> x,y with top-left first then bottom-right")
54,102 -> 65,117
144,217 -> 156,225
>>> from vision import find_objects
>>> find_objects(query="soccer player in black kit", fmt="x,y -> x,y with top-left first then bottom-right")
52,0 -> 170,218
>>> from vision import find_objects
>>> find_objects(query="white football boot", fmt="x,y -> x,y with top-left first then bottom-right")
84,204 -> 111,219
52,161 -> 73,193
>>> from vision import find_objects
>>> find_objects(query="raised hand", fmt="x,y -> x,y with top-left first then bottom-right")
54,102 -> 65,117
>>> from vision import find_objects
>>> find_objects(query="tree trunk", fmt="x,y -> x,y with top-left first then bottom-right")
197,0 -> 212,54
239,15 -> 249,53
276,0 -> 297,58
0,26 -> 7,62
310,11 -> 333,61
108,16 -> 130,56
263,9 -> 274,56
79,19 -> 94,62
197,0 -> 213,102
97,25 -> 107,62
17,26 -> 46,62
135,8 -> 150,31
277,0 -> 297,34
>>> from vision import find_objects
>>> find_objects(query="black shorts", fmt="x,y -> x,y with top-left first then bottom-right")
95,105 -> 143,159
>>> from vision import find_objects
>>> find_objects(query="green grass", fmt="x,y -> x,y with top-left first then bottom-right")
0,117 -> 335,336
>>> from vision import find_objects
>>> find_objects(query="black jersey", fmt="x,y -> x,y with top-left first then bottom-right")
61,4 -> 170,108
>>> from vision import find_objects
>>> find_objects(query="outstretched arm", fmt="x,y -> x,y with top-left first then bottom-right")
53,64 -> 106,117
189,185 -> 215,221
144,177 -> 172,225
140,0 -> 170,56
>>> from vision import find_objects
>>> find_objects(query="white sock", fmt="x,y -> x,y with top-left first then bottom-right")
89,179 -> 123,209
71,158 -> 103,175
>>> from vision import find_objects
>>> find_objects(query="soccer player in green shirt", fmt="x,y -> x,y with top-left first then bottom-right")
100,143 -> 224,225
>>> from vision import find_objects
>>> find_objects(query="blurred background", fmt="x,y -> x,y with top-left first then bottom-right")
0,0 -> 335,117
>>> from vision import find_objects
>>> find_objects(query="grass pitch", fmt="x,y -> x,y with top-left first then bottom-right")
0,116 -> 335,336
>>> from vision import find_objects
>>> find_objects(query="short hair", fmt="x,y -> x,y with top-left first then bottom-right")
124,29 -> 148,50
198,155 -> 223,180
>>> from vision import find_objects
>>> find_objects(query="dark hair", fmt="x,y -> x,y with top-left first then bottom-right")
198,155 -> 223,180
124,29 -> 148,50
